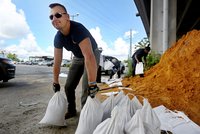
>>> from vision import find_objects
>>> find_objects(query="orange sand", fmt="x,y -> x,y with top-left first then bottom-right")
121,30 -> 200,125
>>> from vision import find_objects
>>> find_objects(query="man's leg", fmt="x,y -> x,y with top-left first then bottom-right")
96,66 -> 101,83
140,74 -> 144,77
132,60 -> 136,77
117,68 -> 121,78
64,57 -> 84,119
109,69 -> 114,79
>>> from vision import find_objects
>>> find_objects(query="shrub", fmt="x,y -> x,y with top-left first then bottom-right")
124,51 -> 161,77
145,51 -> 161,70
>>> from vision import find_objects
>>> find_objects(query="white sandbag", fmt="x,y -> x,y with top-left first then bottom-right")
101,94 -> 115,121
108,81 -> 123,87
135,62 -> 144,75
113,72 -> 118,79
100,91 -> 119,97
114,90 -> 126,106
117,95 -> 131,116
93,106 -> 131,134
75,96 -> 103,134
104,60 -> 114,70
140,99 -> 161,134
125,109 -> 145,134
108,80 -> 122,87
93,118 -> 111,134
130,96 -> 143,117
39,91 -> 68,126
154,105 -> 200,134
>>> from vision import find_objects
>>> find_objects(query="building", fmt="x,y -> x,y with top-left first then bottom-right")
134,0 -> 200,53
29,56 -> 54,63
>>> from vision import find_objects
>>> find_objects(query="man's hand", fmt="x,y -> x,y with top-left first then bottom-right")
88,84 -> 99,98
53,83 -> 60,92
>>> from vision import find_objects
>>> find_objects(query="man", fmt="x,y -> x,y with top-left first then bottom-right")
109,58 -> 121,80
49,3 -> 100,119
132,46 -> 151,77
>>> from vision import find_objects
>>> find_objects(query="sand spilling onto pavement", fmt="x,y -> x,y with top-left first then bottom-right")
121,30 -> 200,125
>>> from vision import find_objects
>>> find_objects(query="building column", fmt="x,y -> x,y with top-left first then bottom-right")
150,0 -> 176,54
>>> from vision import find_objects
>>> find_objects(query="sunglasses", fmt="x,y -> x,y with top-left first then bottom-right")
49,12 -> 66,20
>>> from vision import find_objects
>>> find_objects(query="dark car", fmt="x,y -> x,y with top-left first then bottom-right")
0,57 -> 16,82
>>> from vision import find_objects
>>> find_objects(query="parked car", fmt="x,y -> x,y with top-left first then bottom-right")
38,61 -> 47,66
0,57 -> 16,82
38,60 -> 53,66
46,60 -> 54,67
61,59 -> 71,67
101,55 -> 125,75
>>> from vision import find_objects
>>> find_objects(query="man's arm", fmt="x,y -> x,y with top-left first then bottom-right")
143,55 -> 147,65
79,37 -> 97,83
53,48 -> 63,84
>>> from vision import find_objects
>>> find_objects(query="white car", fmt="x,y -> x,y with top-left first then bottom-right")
61,59 -> 71,67
101,55 -> 125,75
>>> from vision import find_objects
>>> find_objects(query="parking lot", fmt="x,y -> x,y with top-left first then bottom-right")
0,65 -> 82,134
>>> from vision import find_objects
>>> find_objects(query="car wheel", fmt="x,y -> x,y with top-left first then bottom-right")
105,70 -> 112,75
107,70 -> 112,75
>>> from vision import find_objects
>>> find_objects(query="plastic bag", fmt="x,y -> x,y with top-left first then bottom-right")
140,99 -> 161,134
125,109 -> 145,134
75,96 -> 103,134
130,96 -> 143,117
114,90 -> 126,106
39,91 -> 68,126
93,106 -> 131,134
101,94 -> 115,121
135,62 -> 144,75
117,95 -> 131,116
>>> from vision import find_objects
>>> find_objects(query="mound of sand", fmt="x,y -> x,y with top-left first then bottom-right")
122,29 -> 200,125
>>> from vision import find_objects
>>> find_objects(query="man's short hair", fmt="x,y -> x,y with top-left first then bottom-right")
145,46 -> 151,51
49,3 -> 67,13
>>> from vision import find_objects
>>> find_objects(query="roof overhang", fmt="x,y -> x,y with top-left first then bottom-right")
134,0 -> 200,38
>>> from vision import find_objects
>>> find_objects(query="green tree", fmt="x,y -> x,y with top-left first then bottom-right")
123,58 -> 133,77
7,53 -> 20,62
134,37 -> 150,50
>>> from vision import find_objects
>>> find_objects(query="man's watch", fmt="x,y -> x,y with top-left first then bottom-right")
88,82 -> 99,98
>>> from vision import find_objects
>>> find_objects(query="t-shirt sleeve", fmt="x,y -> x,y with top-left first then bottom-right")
71,24 -> 90,45
54,32 -> 63,49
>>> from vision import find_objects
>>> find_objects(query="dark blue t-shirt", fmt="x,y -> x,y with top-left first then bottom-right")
132,48 -> 148,62
54,21 -> 98,58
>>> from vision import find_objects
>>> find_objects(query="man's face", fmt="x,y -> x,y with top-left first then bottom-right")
49,6 -> 69,30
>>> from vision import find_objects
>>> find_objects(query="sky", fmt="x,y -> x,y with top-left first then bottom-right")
0,0 -> 147,61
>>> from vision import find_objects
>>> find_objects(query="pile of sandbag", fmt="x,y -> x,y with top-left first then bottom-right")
75,90 -> 161,134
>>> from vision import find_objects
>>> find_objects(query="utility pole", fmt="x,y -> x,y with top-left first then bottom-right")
70,13 -> 79,21
70,13 -> 79,60
129,29 -> 132,58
